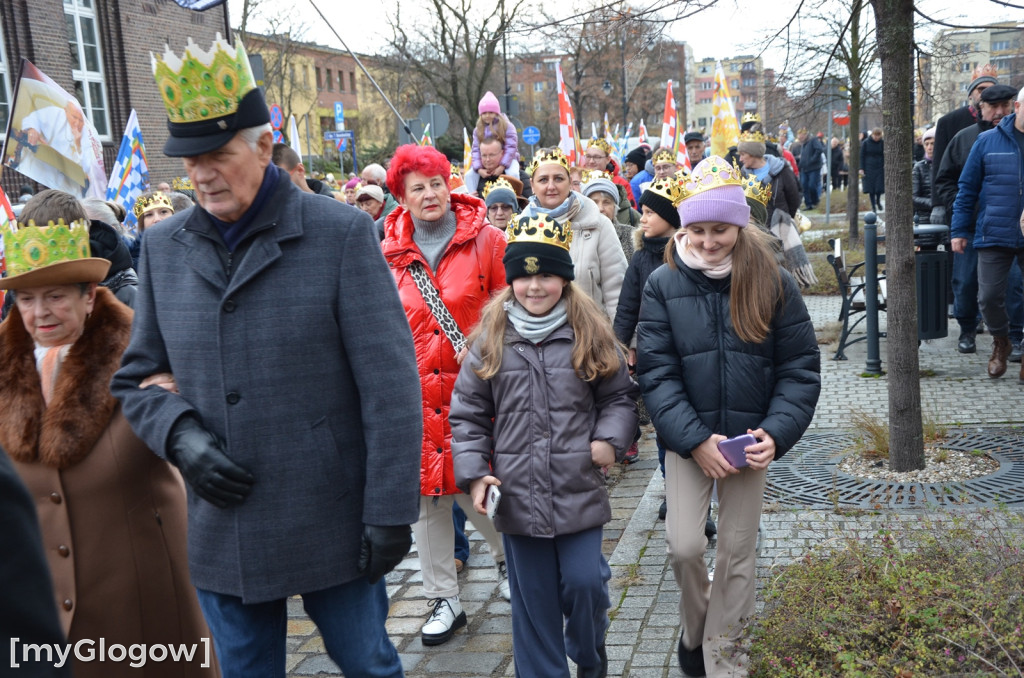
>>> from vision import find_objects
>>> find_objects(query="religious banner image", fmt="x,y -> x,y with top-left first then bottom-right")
1,59 -> 106,200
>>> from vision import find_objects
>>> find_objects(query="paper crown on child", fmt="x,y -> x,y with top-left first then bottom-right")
503,214 -> 574,283
528,148 -> 571,176
677,156 -> 750,229
652,148 -> 677,165
588,138 -> 612,155
0,220 -> 111,290
741,112 -> 762,125
153,33 -> 270,157
133,191 -> 175,220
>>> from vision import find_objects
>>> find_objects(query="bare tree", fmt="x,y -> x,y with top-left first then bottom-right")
870,0 -> 923,471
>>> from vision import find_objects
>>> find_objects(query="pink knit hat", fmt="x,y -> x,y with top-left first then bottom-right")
677,156 -> 750,228
478,91 -> 501,115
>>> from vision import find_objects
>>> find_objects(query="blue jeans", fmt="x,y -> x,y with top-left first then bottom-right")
801,170 -> 820,208
953,241 -> 1024,340
196,578 -> 402,678
453,502 -> 469,564
504,528 -> 610,678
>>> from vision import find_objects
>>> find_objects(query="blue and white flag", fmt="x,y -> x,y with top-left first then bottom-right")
169,0 -> 227,9
105,109 -> 149,233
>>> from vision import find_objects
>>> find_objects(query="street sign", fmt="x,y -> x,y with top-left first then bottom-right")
269,104 -> 283,131
272,130 -> 284,144
324,130 -> 354,141
334,102 -> 345,131
522,125 -> 541,145
418,103 -> 449,138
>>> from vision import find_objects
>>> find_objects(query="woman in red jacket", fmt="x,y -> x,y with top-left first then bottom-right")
381,144 -> 509,646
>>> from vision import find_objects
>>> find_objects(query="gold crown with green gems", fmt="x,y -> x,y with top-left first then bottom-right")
505,214 -> 573,252
4,220 -> 91,277
528,148 -> 571,175
153,33 -> 257,125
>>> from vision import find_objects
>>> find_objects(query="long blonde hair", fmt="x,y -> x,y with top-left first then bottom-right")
665,224 -> 783,344
475,113 -> 509,146
469,283 -> 626,381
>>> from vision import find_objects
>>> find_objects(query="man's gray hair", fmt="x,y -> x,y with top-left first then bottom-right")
362,163 -> 387,183
81,197 -> 124,233
238,123 -> 273,152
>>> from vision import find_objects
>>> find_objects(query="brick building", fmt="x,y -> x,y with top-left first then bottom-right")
0,0 -> 229,198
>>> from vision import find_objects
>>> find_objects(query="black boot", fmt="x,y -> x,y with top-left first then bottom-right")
678,638 -> 706,677
957,331 -> 977,354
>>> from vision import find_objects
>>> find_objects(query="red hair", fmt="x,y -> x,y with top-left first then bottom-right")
386,145 -> 451,200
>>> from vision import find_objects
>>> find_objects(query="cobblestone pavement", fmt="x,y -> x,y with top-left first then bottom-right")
285,294 -> 1024,677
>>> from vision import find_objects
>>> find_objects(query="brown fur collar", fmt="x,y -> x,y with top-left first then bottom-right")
0,288 -> 133,469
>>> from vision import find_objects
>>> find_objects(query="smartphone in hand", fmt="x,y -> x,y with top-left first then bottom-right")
717,434 -> 757,468
485,485 -> 502,519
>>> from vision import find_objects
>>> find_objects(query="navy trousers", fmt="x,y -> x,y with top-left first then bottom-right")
504,528 -> 610,678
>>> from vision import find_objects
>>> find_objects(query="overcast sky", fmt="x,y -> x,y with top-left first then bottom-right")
232,0 -> 1021,72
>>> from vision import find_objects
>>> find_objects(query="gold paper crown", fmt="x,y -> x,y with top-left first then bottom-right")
450,163 -> 462,178
172,176 -> 193,191
972,63 -> 998,80
738,130 -> 766,143
528,148 -> 571,175
674,167 -> 691,180
653,148 -> 677,165
505,214 -> 573,252
152,33 -> 257,125
133,192 -> 175,220
4,219 -> 92,277
679,157 -> 745,201
588,138 -> 612,155
646,176 -> 685,207
741,112 -> 762,124
482,176 -> 517,199
581,169 -> 613,184
742,176 -> 772,206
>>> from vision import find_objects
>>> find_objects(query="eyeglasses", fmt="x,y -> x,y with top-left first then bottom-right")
584,153 -> 607,161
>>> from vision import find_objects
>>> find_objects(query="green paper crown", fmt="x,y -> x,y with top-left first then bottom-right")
153,33 -> 257,125
5,220 -> 92,278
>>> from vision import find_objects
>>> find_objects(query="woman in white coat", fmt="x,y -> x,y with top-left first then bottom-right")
517,148 -> 627,321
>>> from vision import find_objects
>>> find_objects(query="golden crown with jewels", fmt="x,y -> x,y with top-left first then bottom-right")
528,148 -> 571,175
133,191 -> 175,220
506,214 -> 573,252
646,176 -> 685,207
739,129 -> 766,143
678,157 -> 745,201
588,138 -> 612,155
152,34 -> 257,125
742,176 -> 772,206
652,148 -> 677,165
741,112 -> 762,125
482,176 -> 515,198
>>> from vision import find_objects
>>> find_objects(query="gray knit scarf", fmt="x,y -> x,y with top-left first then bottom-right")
504,299 -> 568,344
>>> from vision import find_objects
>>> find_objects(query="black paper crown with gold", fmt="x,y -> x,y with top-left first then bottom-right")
502,214 -> 575,283
528,148 -> 571,176
153,33 -> 271,157
0,219 -> 110,290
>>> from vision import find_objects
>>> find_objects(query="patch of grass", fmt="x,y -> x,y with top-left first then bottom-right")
747,511 -> 1024,677
920,368 -> 937,378
848,409 -> 890,459
933,449 -> 949,463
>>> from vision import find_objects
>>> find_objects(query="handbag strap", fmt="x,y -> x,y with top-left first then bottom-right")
408,261 -> 467,355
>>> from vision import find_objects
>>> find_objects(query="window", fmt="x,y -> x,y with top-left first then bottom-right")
992,40 -> 1010,51
350,72 -> 355,93
699,65 -> 709,74
514,64 -> 522,73
316,67 -> 322,90
534,101 -> 544,112
701,81 -> 713,90
547,62 -> 555,70
534,62 -> 543,72
731,79 -> 739,89
534,81 -> 545,92
730,63 -> 738,71
338,71 -> 344,91
698,117 -> 707,127
302,65 -> 308,86
517,83 -> 524,92
743,61 -> 755,71
326,68 -> 333,91
64,0 -> 109,138
743,78 -> 756,87
0,22 -> 11,137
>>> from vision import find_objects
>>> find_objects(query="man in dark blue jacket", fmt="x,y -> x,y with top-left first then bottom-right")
951,88 -> 1024,381
797,129 -> 825,210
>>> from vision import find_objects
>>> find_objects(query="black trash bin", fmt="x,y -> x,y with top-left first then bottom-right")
914,224 -> 949,340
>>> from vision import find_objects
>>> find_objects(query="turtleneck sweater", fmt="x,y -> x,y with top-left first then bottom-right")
412,207 -> 457,272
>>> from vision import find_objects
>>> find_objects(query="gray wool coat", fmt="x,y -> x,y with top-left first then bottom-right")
450,323 -> 638,538
112,175 -> 423,603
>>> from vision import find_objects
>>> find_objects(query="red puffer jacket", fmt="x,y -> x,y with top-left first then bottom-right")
382,193 -> 507,496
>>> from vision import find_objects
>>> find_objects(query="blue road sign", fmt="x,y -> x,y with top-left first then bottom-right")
269,104 -> 283,130
522,125 -> 541,145
334,102 -> 345,130
323,130 -> 354,141
272,130 -> 284,144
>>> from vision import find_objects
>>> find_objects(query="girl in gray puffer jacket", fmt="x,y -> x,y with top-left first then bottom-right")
450,213 -> 638,678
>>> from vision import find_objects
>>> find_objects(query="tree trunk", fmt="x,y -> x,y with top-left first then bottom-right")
870,0 -> 925,471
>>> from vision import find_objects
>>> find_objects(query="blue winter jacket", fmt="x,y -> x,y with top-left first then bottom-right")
951,114 -> 1024,249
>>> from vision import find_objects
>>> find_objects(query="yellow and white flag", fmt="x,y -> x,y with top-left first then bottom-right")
711,61 -> 740,157
463,127 -> 472,174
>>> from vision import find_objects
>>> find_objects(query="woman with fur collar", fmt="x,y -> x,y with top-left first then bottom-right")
0,191 -> 215,677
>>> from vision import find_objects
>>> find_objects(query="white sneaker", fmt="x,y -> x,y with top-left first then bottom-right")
421,596 -> 466,646
497,561 -> 511,601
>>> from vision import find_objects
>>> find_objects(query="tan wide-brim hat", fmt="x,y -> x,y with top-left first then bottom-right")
0,258 -> 110,290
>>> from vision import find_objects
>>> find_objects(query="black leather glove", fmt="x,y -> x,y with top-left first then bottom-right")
358,524 -> 412,584
167,415 -> 255,508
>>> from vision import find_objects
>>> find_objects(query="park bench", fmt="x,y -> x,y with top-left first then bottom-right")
827,238 -> 886,360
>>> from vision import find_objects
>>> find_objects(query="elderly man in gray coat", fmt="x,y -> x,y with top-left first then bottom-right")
112,37 -> 422,678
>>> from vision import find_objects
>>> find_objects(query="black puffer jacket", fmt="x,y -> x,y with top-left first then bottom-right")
912,158 -> 932,223
88,219 -> 138,308
636,249 -> 820,460
613,231 -> 671,347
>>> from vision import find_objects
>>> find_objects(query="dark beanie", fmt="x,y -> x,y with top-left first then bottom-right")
503,214 -> 575,283
625,147 -> 648,168
638,177 -> 682,229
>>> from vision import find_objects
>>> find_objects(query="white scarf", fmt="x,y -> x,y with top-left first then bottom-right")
674,231 -> 733,279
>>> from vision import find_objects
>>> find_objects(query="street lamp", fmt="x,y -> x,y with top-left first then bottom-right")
602,80 -> 613,96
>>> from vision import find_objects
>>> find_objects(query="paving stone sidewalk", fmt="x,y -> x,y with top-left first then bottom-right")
285,294 -> 1024,677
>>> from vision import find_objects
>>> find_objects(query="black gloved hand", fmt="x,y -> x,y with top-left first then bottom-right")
167,415 -> 255,508
358,524 -> 412,584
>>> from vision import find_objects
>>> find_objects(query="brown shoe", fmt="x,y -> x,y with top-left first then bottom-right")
454,558 -> 464,574
988,335 -> 1012,378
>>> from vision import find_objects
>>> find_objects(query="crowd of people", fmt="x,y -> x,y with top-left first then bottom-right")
10,33 -> 1023,678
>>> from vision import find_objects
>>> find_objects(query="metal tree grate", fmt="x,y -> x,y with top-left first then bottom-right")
765,428 -> 1024,509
